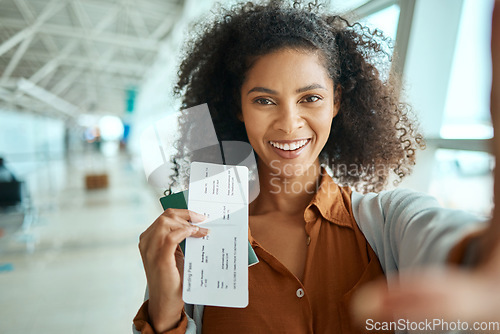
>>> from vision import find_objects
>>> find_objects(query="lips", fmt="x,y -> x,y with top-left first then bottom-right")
268,138 -> 311,159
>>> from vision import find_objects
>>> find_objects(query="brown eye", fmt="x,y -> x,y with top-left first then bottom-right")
254,98 -> 275,105
302,95 -> 322,103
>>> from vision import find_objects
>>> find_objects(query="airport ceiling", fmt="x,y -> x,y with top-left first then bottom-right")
0,0 -> 372,122
0,0 -> 184,120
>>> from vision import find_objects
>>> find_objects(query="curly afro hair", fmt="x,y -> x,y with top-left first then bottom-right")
169,0 -> 424,193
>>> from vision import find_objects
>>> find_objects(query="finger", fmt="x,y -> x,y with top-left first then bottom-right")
141,210 -> 188,238
162,208 -> 207,223
142,217 -> 208,253
155,212 -> 201,232
167,224 -> 210,244
161,225 -> 201,255
160,225 -> 210,260
141,221 -> 193,258
166,215 -> 211,236
191,226 -> 210,238
140,217 -> 186,245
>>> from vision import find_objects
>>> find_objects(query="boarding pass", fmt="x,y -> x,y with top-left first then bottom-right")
183,161 -> 249,307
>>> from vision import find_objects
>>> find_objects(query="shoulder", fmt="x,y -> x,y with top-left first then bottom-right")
351,187 -> 441,218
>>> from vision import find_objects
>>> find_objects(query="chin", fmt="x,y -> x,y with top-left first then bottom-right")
266,158 -> 318,178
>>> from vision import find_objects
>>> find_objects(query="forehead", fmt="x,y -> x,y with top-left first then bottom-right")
242,48 -> 333,89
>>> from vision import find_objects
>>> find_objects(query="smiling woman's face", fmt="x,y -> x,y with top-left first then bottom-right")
240,48 -> 338,178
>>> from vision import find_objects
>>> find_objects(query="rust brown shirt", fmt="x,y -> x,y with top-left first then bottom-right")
201,174 -> 385,334
134,172 -> 483,334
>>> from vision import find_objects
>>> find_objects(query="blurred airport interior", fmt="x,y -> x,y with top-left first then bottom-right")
0,0 -> 496,333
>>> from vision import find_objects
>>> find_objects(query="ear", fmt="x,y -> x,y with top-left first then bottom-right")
333,84 -> 342,117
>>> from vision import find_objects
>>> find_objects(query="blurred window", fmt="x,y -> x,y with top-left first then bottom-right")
441,0 -> 494,140
360,3 -> 400,43
432,0 -> 495,215
429,149 -> 493,216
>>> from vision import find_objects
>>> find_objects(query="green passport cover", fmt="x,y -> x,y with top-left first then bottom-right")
160,190 -> 259,266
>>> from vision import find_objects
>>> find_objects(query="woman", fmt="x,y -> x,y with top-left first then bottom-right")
134,1 -> 484,333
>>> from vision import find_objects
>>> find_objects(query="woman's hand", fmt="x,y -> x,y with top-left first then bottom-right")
351,245 -> 500,326
139,208 -> 209,332
352,0 -> 500,327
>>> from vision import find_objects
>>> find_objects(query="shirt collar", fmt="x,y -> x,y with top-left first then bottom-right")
248,167 -> 354,246
305,168 -> 354,228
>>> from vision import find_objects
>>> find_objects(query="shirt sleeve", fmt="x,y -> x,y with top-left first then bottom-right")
132,286 -> 199,334
351,188 -> 488,274
132,300 -> 189,334
132,244 -> 200,333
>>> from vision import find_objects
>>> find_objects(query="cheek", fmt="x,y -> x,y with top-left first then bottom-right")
241,111 -> 263,144
312,111 -> 334,141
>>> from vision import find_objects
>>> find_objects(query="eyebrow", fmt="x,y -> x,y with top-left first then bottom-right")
246,87 -> 278,95
246,83 -> 327,95
296,83 -> 327,93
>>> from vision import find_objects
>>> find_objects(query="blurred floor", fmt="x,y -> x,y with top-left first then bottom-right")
0,151 -> 162,334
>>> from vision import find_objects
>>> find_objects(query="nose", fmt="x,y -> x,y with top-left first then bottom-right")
274,103 -> 304,134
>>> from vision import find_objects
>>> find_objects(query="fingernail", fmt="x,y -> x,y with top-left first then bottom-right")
193,212 -> 207,219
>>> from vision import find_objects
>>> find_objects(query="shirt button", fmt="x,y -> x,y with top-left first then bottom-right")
296,288 -> 305,298
306,235 -> 311,246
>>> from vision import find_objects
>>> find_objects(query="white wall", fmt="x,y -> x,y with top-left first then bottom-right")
0,108 -> 65,177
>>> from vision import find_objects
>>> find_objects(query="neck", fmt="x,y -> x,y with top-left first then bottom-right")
250,159 -> 322,216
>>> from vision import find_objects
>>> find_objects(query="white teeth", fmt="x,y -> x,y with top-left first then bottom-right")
269,139 -> 309,151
